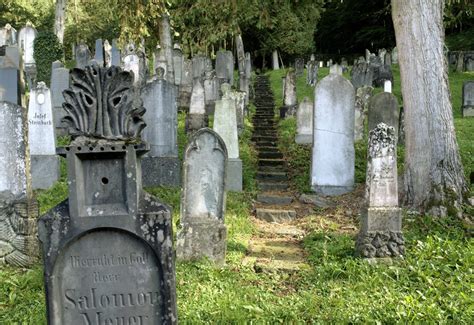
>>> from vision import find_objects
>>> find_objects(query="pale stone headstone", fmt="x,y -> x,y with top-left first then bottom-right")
378,48 -> 387,65
354,86 -> 373,141
356,123 -> 404,258
239,72 -> 249,106
228,90 -> 246,136
319,61 -> 323,68
192,55 -> 207,80
185,79 -> 208,133
123,53 -> 140,85
18,24 -> 36,66
245,52 -> 251,80
216,50 -> 234,85
103,39 -> 112,67
141,71 -> 180,187
75,42 -> 91,69
94,38 -> 104,66
281,69 -> 297,117
0,101 -> 39,267
153,44 -> 167,77
178,59 -> 193,109
306,59 -> 318,86
176,128 -> 227,264
462,81 -> 474,117
27,82 -> 60,189
204,70 -> 218,115
111,39 -> 121,66
365,49 -> 371,62
235,34 -> 245,75
214,84 -> 242,191
38,64 -> 177,323
172,44 -> 183,85
391,47 -> 398,64
295,97 -> 313,144
0,24 -> 17,46
311,74 -> 356,195
368,92 -> 400,139
330,64 -> 343,75
50,60 -> 69,136
384,52 -> 392,66
272,50 -> 280,70
384,80 -> 392,93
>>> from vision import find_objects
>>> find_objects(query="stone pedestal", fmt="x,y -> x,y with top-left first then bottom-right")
226,158 -> 243,192
295,134 -> 312,144
141,156 -> 181,187
185,113 -> 208,134
31,155 -> 60,189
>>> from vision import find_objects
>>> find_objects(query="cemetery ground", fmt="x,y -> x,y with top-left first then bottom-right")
1,68 -> 473,323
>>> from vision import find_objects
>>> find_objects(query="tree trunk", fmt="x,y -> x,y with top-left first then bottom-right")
54,0 -> 67,44
392,0 -> 467,217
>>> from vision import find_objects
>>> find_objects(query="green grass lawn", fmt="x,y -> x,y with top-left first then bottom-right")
1,67 -> 473,324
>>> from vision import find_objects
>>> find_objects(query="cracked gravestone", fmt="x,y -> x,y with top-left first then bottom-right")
38,64 -> 177,324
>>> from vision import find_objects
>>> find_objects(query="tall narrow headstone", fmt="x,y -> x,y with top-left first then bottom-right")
216,50 -> 234,85
75,42 -> 91,69
384,80 -> 392,93
94,39 -> 104,66
235,34 -> 245,75
0,101 -> 39,267
228,90 -> 246,136
18,23 -> 37,67
178,59 -> 193,110
28,82 -> 60,189
295,58 -> 305,77
172,44 -> 183,85
185,79 -> 208,133
204,70 -> 218,115
356,123 -> 404,258
111,39 -> 121,66
153,44 -> 167,77
103,39 -> 112,67
141,68 -> 181,187
0,49 -> 21,105
311,74 -> 355,195
391,47 -> 398,64
50,60 -> 70,136
368,92 -> 400,139
176,128 -> 227,264
192,55 -> 207,81
462,81 -> 474,117
272,50 -> 280,70
306,58 -> 318,86
159,14 -> 174,84
0,24 -> 17,46
39,64 -> 177,324
214,84 -> 242,191
281,69 -> 297,118
354,86 -> 373,141
295,97 -> 313,144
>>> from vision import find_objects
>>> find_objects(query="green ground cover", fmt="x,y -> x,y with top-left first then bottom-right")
1,67 -> 473,324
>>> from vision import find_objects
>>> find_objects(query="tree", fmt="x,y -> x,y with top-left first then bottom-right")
392,0 -> 467,217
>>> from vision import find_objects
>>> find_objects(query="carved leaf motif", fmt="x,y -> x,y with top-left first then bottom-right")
61,63 -> 146,140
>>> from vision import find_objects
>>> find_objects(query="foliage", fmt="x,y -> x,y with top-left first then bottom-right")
0,0 -> 54,31
33,31 -> 63,85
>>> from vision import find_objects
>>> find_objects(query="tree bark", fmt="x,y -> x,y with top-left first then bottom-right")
392,0 -> 467,217
54,0 -> 67,44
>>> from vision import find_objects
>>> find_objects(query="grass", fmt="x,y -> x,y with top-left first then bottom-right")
1,66 -> 473,324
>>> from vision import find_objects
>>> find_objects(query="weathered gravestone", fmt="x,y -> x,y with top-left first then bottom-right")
354,86 -> 373,141
216,50 -> 234,86
204,70 -> 218,115
306,57 -> 318,86
228,90 -> 246,136
50,60 -> 70,136
192,55 -> 208,81
384,80 -> 392,93
235,34 -> 245,75
245,52 -> 252,100
295,97 -> 313,144
384,52 -> 392,66
281,69 -> 297,118
38,64 -> 177,324
214,84 -> 242,192
94,39 -> 104,66
75,41 -> 91,69
110,39 -> 121,67
176,128 -> 228,264
172,44 -> 183,86
311,73 -> 355,195
103,39 -> 112,67
0,24 -> 17,46
0,47 -> 21,105
330,64 -> 343,75
185,79 -> 208,133
123,50 -> 143,87
272,50 -> 279,70
141,68 -> 181,187
373,64 -> 393,88
368,92 -> 400,139
351,61 -> 373,88
294,58 -> 305,77
153,44 -> 168,78
391,47 -> 398,64
356,123 -> 404,258
462,81 -> 474,117
0,101 -> 39,267
28,82 -> 60,189
239,71 -> 249,106
18,23 -> 37,87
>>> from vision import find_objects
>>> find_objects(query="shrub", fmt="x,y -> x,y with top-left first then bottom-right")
33,31 -> 63,86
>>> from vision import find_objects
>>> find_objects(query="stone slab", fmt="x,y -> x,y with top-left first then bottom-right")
257,194 -> 293,205
31,155 -> 60,190
360,207 -> 402,233
226,158 -> 242,192
295,134 -> 312,144
255,208 -> 297,223
141,156 -> 181,187
463,106 -> 474,117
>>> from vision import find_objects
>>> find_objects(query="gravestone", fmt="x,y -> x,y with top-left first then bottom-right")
368,92 -> 400,139
0,101 -> 39,267
354,86 -> 373,141
378,49 -> 387,64
141,68 -> 180,187
311,73 -> 355,195
18,23 -> 37,69
216,50 -> 234,85
94,39 -> 104,66
38,64 -> 177,324
356,123 -> 404,258
178,59 -> 193,110
111,39 -> 121,66
330,64 -> 343,75
462,81 -> 474,117
123,52 -> 140,86
272,50 -> 279,70
384,52 -> 392,66
384,80 -> 392,93
239,72 -> 249,106
295,58 -> 305,77
204,70 -> 218,115
235,34 -> 246,75
153,44 -> 167,78
176,128 -> 228,264
373,64 -> 393,88
351,61 -> 373,88
391,47 -> 398,64
306,58 -> 318,86
75,42 -> 91,69
295,97 -> 313,144
28,82 -> 60,189
192,55 -> 207,81
0,24 -> 17,46
228,90 -> 246,136
50,60 -> 70,136
214,84 -> 242,191
0,49 -> 21,105
281,69 -> 297,118
185,79 -> 208,133
103,39 -> 112,67
172,44 -> 183,85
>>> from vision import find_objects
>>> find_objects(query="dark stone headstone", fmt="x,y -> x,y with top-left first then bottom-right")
294,57 -> 305,77
111,39 -> 121,67
50,60 -> 70,136
462,80 -> 474,117
75,42 -> 91,69
94,39 -> 104,66
368,92 -> 400,139
38,64 -> 177,324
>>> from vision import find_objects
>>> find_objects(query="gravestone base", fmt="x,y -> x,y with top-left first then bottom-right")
295,134 -> 312,145
141,156 -> 181,187
226,158 -> 243,192
176,220 -> 227,265
462,106 -> 474,117
185,113 -> 208,134
31,155 -> 60,190
279,105 -> 297,119
356,207 -> 404,258
0,195 -> 39,267
311,184 -> 354,196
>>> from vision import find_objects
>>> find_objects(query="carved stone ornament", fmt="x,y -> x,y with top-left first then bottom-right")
61,64 -> 146,140
368,122 -> 396,158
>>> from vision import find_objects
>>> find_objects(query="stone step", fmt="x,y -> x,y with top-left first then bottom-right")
254,141 -> 277,147
256,193 -> 293,205
252,135 -> 277,141
255,208 -> 297,223
253,131 -> 277,137
258,158 -> 285,167
258,151 -> 283,159
258,181 -> 289,191
256,171 -> 288,181
256,146 -> 280,153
